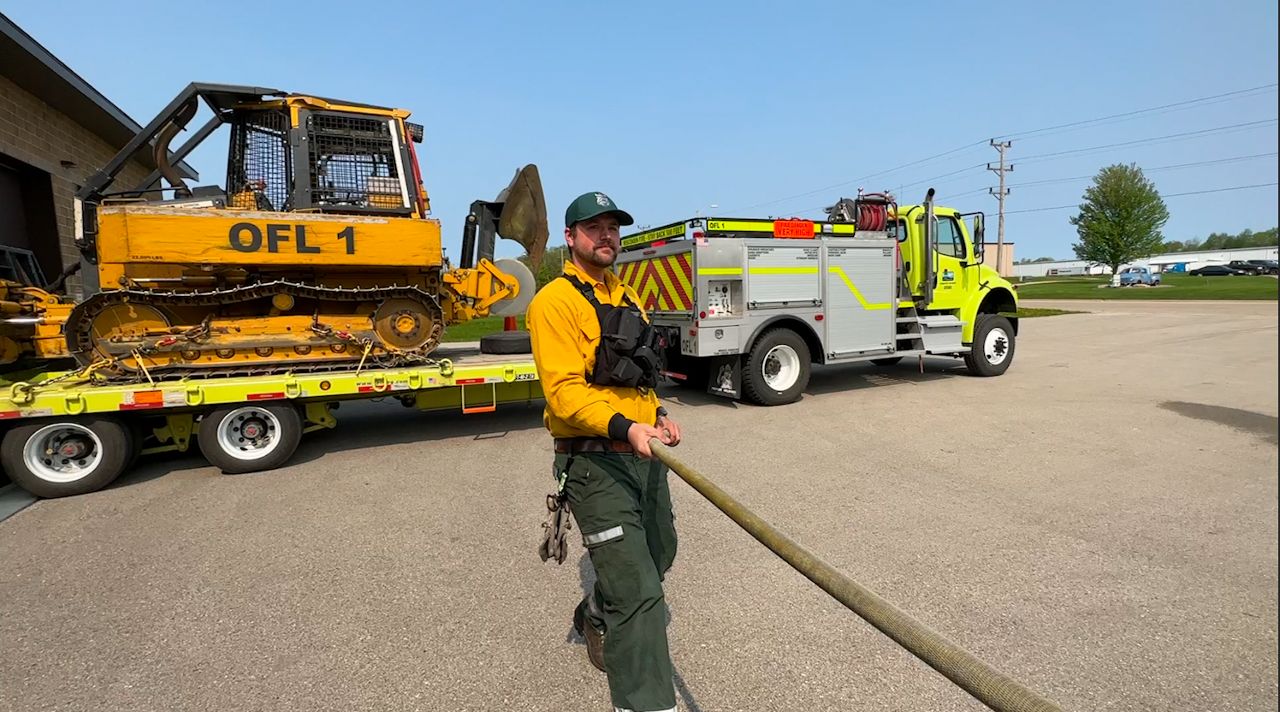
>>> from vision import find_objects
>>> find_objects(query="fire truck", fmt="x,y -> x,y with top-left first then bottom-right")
615,190 -> 1020,405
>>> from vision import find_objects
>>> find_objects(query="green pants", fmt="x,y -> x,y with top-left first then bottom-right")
555,450 -> 678,712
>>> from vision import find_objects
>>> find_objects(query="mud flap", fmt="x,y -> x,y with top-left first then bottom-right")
706,354 -> 741,399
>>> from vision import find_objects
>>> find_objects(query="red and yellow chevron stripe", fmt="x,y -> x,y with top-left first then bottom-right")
616,253 -> 694,312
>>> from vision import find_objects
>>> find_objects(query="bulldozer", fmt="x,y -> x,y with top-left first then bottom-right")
0,247 -> 76,369
50,83 -> 548,380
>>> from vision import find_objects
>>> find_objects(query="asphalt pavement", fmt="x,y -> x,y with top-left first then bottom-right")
1,300 -> 1276,711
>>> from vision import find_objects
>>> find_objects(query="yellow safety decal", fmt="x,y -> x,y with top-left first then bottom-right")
748,266 -> 820,275
828,266 -> 892,310
707,220 -> 774,233
697,267 -> 743,276
707,220 -> 857,235
616,253 -> 694,312
621,223 -> 686,248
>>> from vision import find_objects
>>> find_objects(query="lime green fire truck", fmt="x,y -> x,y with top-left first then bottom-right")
615,189 -> 1020,406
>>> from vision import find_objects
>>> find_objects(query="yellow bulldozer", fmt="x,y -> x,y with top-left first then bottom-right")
2,83 -> 548,379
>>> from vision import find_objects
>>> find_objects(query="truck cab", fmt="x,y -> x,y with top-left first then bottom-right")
894,200 -> 1019,350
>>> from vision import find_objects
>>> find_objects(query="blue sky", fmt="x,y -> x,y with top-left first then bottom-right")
5,0 -> 1277,262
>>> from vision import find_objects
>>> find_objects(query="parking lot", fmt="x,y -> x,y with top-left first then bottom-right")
1,300 -> 1276,712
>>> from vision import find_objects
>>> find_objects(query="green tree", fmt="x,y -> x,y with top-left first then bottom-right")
1069,163 -> 1170,274
518,244 -> 570,290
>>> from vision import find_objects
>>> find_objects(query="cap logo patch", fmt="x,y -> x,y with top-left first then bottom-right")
595,192 -> 610,207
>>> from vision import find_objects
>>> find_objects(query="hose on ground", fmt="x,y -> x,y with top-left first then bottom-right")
648,439 -> 1064,712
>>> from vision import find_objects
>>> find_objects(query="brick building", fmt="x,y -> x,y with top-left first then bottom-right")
0,12 -> 194,296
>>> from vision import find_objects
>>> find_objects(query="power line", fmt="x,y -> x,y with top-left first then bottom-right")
876,120 -> 1278,202
786,161 -> 1280,218
994,83 -> 1277,142
1003,182 -> 1278,215
948,152 -> 1279,199
726,84 -> 1278,214
725,140 -> 989,213
1015,119 -> 1277,163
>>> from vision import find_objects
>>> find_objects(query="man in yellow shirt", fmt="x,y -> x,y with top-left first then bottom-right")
527,191 -> 683,712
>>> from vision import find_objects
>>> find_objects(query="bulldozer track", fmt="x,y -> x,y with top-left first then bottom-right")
65,281 -> 445,383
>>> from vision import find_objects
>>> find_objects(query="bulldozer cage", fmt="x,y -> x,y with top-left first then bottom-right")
306,112 -> 406,211
226,109 -> 292,212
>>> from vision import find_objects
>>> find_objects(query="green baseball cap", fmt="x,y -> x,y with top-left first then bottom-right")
565,191 -> 634,228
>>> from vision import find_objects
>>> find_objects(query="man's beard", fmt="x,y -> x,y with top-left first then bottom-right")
575,243 -> 617,268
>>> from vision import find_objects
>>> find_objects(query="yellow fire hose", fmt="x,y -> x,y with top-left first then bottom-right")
649,440 -> 1065,712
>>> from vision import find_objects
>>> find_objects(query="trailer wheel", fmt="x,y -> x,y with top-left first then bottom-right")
964,315 -> 1016,377
742,328 -> 810,406
198,404 -> 302,474
1,417 -> 134,498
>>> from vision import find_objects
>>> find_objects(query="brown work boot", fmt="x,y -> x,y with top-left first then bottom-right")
573,599 -> 606,673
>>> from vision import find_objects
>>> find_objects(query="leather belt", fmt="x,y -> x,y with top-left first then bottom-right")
554,437 -> 633,454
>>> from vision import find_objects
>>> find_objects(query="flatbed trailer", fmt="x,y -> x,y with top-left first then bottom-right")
0,344 -> 542,498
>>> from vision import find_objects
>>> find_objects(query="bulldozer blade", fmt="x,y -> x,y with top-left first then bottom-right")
495,164 -> 549,271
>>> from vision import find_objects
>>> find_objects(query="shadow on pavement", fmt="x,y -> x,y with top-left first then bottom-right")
1161,401 -> 1279,444
661,357 -> 963,408
803,357 -> 962,396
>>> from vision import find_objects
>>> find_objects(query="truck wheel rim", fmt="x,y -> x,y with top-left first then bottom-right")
23,423 -> 104,483
763,345 -> 800,391
984,328 -> 1010,365
215,407 -> 282,461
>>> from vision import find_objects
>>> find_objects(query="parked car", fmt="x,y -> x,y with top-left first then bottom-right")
1245,259 -> 1279,275
1118,266 -> 1161,286
1189,264 -> 1247,276
1227,260 -> 1264,275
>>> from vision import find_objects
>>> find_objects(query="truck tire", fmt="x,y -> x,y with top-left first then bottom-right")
1,417 -> 134,498
964,315 -> 1016,377
198,404 -> 302,474
742,328 -> 810,406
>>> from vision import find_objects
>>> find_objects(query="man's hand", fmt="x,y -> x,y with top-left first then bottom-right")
656,415 -> 681,447
627,422 -> 666,459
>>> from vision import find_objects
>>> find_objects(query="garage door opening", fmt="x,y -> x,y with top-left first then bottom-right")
0,152 -> 61,287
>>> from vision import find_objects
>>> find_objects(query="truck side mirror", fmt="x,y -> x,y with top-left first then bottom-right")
972,214 -> 985,262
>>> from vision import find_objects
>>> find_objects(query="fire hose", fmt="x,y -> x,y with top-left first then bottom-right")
647,439 -> 1065,712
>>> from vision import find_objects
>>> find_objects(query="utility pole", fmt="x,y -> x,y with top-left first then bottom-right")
988,140 -> 1013,275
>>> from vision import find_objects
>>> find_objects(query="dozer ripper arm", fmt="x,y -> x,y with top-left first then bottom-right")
441,260 -> 523,322
441,165 -> 548,323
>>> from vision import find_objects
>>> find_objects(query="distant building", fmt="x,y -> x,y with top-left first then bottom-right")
1010,246 -> 1279,278
0,12 -> 195,295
